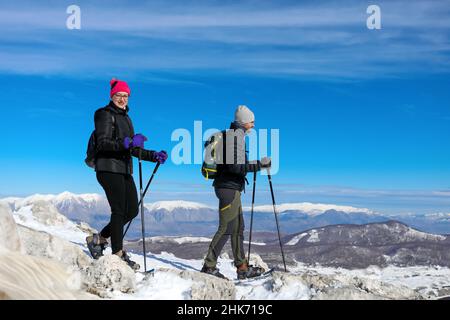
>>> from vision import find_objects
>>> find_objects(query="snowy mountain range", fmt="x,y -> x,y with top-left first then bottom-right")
2,192 -> 450,238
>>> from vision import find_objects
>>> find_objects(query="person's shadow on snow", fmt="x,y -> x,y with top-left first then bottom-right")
145,253 -> 200,272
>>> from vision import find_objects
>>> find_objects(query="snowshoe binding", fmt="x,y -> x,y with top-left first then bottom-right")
237,264 -> 270,280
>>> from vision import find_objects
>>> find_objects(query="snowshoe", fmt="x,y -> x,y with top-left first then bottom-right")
235,268 -> 275,284
200,265 -> 228,280
86,234 -> 107,260
237,265 -> 272,280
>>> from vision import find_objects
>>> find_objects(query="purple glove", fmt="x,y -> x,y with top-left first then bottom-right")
123,134 -> 147,149
131,134 -> 147,148
153,150 -> 168,164
123,137 -> 132,149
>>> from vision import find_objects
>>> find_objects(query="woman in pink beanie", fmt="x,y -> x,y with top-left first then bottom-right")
86,78 -> 168,270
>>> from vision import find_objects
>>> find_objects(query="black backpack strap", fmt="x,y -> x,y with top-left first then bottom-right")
102,107 -> 116,139
111,113 -> 116,139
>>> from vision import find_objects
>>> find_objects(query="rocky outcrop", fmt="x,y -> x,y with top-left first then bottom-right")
157,268 -> 236,300
17,225 -> 91,268
297,270 -> 422,300
28,200 -> 73,227
82,255 -> 137,298
0,204 -> 22,252
235,269 -> 423,300
0,248 -> 94,300
0,205 -> 95,300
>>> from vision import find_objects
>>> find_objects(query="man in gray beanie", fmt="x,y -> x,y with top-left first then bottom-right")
201,105 -> 271,280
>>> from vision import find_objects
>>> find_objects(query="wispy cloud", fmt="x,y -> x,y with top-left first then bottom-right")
0,0 -> 449,79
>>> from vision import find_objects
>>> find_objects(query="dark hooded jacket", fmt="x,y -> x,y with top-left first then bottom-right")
94,101 -> 155,174
213,122 -> 261,192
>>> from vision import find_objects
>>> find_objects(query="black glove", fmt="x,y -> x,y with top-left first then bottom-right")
260,156 -> 271,169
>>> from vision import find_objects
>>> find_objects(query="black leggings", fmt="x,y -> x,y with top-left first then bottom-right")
97,171 -> 139,254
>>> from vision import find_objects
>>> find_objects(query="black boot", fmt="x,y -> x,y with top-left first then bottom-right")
119,251 -> 141,271
86,234 -> 107,260
201,265 -> 228,280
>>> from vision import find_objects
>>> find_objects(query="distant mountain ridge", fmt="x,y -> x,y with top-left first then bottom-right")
276,221 -> 450,268
125,221 -> 450,269
2,192 -> 450,237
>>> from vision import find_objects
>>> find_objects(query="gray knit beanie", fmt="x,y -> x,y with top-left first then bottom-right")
234,105 -> 255,126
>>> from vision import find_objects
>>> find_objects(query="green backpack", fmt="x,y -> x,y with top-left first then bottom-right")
201,131 -> 224,180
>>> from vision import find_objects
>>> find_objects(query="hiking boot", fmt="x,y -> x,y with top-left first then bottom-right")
86,234 -> 108,260
200,265 -> 228,280
236,263 -> 265,280
118,251 -> 140,271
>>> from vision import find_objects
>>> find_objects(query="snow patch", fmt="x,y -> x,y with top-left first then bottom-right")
145,201 -> 213,212
246,202 -> 374,216
307,230 -> 320,243
404,228 -> 446,241
12,204 -> 89,244
147,236 -> 212,244
286,233 -> 308,246
116,271 -> 193,300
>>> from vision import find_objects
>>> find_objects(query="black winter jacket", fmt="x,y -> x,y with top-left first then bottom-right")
94,101 -> 156,174
213,122 -> 261,192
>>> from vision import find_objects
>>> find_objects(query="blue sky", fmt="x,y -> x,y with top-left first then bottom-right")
1,0 -> 450,214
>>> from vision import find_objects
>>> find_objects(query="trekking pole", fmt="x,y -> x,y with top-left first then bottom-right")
267,168 -> 287,272
123,161 -> 161,239
247,170 -> 257,263
138,149 -> 148,272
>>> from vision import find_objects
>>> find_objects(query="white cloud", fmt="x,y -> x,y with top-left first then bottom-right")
0,1 -> 449,78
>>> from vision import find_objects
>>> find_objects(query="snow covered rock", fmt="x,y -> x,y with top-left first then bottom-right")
313,286 -> 385,300
0,248 -> 93,300
77,221 -> 97,235
234,271 -> 311,300
166,268 -> 236,300
0,204 -> 92,299
82,255 -> 136,298
0,204 -> 22,252
334,275 -> 421,300
298,270 -> 422,300
17,225 -> 91,268
236,269 -> 423,300
138,267 -> 236,300
248,253 -> 269,271
12,201 -> 90,244
25,200 -> 71,226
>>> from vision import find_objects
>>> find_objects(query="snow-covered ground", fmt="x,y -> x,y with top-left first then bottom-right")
7,203 -> 450,300
142,236 -> 266,246
290,262 -> 450,298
